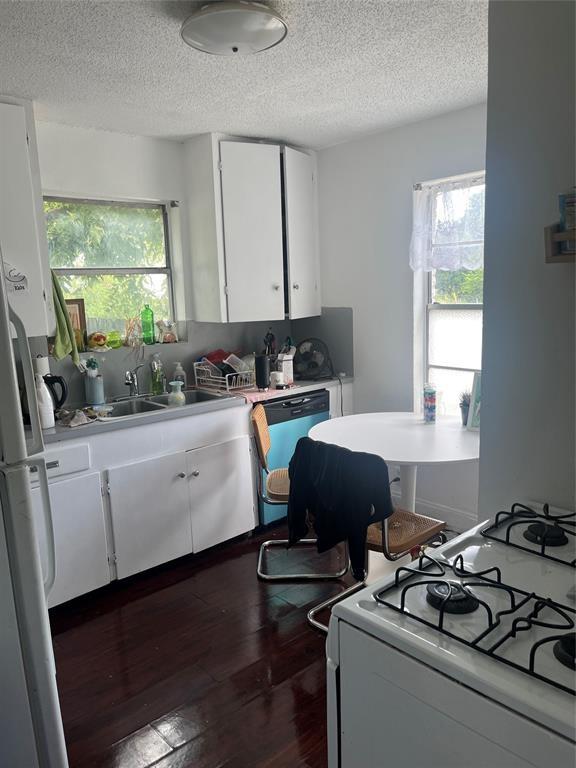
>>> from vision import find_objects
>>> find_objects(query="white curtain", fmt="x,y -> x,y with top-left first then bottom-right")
409,175 -> 485,272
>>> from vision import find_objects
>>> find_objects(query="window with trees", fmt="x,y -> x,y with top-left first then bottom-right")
44,198 -> 173,334
410,174 -> 485,416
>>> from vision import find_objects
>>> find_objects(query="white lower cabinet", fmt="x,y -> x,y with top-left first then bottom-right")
107,452 -> 193,579
31,472 -> 109,608
187,436 -> 255,553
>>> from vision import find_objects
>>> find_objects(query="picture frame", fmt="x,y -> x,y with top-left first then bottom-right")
65,298 -> 87,350
467,371 -> 481,431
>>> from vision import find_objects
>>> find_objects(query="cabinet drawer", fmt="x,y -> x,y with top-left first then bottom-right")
30,443 -> 91,483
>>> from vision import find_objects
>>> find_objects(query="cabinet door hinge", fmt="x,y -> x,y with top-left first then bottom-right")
102,481 -> 111,496
108,553 -> 117,565
217,160 -> 223,172
224,284 -> 229,295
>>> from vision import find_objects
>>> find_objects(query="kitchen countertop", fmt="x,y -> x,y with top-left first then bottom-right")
38,378 -> 353,445
238,376 -> 353,403
39,393 -> 245,444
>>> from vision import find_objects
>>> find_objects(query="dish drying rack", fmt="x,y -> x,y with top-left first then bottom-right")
194,357 -> 255,392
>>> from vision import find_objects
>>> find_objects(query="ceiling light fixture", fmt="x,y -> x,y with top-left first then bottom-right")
181,1 -> 288,56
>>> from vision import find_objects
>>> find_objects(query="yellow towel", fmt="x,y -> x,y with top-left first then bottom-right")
51,271 -> 79,366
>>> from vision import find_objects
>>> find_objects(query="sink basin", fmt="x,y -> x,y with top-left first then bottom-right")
105,399 -> 166,418
147,389 -> 228,406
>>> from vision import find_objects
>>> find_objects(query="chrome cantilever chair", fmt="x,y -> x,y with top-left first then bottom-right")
307,507 -> 447,632
251,404 -> 349,582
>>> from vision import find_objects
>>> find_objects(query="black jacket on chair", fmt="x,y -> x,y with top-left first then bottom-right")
287,437 -> 394,580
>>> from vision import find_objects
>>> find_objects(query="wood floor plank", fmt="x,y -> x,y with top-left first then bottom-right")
51,525 -> 342,768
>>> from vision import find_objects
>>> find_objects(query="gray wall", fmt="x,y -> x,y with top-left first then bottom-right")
291,307 -> 354,378
41,309 -> 352,406
45,319 -> 290,406
479,0 -> 575,513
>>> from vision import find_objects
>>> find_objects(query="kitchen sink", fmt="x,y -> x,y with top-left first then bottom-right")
106,399 -> 166,417
147,389 -> 228,406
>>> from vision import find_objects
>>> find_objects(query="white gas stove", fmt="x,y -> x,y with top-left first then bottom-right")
326,501 -> 576,768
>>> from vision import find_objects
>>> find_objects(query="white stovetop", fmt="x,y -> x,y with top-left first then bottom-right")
333,516 -> 576,741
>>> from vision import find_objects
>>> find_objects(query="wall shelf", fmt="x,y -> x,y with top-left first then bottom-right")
545,223 -> 576,263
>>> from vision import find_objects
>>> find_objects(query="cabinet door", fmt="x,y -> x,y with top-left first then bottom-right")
284,147 -> 321,319
108,452 -> 192,579
31,472 -> 109,607
220,141 -> 284,322
0,101 -> 51,336
187,436 -> 255,553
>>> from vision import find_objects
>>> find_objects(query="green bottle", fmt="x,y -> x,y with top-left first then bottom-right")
141,304 -> 155,345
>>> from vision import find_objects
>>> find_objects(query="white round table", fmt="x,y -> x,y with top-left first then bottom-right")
308,412 -> 479,513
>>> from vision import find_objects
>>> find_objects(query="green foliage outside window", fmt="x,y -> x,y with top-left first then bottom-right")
44,199 -> 171,332
432,268 -> 483,304
432,185 -> 484,304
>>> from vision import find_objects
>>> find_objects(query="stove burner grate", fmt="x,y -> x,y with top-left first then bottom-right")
523,522 -> 569,547
373,552 -> 576,696
426,581 -> 480,614
482,502 -> 575,567
553,633 -> 576,671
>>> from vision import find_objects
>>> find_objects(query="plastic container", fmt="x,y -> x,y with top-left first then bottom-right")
150,354 -> 166,395
423,383 -> 436,423
167,381 -> 185,407
173,362 -> 188,388
107,330 -> 122,349
141,304 -> 155,345
35,374 -> 55,429
223,353 -> 251,373
85,374 -> 105,407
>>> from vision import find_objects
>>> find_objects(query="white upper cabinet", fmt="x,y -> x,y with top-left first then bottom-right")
0,99 -> 54,336
184,134 -> 321,323
283,147 -> 321,319
220,141 -> 284,322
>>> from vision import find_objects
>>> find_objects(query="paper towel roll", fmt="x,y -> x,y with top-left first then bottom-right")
33,356 -> 51,377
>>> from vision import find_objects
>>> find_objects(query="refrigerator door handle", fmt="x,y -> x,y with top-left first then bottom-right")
27,457 -> 56,596
9,304 -> 44,457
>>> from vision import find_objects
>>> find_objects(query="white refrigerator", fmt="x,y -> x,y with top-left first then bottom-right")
0,247 -> 69,767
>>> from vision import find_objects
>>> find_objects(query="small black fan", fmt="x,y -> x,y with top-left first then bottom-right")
293,338 -> 334,381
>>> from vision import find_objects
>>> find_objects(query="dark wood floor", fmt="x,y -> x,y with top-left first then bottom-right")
49,525 -> 352,768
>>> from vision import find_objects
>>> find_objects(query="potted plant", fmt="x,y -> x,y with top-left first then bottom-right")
459,391 -> 471,426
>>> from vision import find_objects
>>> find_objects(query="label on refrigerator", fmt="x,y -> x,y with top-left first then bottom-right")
3,261 -> 28,293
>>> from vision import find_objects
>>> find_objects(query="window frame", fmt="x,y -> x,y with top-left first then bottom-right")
45,195 -> 176,321
418,172 -> 485,407
425,272 -> 483,381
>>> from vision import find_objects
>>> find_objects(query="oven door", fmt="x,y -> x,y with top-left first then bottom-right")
335,621 -> 574,768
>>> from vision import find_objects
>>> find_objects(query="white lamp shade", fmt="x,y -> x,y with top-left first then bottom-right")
181,1 -> 288,55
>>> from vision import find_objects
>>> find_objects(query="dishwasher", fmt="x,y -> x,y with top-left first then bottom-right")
258,389 -> 330,525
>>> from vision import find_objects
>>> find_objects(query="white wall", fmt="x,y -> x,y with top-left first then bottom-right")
36,121 -> 183,201
318,103 -> 487,413
35,120 -> 190,319
317,104 -> 486,527
479,1 -> 575,513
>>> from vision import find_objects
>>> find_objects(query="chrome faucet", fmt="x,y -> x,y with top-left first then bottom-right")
124,364 -> 144,397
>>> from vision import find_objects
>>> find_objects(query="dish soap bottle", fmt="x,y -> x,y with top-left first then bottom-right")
173,362 -> 187,389
35,373 -> 55,430
150,354 -> 166,395
141,304 -> 155,345
167,381 -> 185,407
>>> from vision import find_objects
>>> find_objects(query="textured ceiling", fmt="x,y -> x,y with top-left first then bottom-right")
0,0 -> 488,148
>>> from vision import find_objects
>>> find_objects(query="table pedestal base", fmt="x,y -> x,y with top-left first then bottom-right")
399,465 -> 417,513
